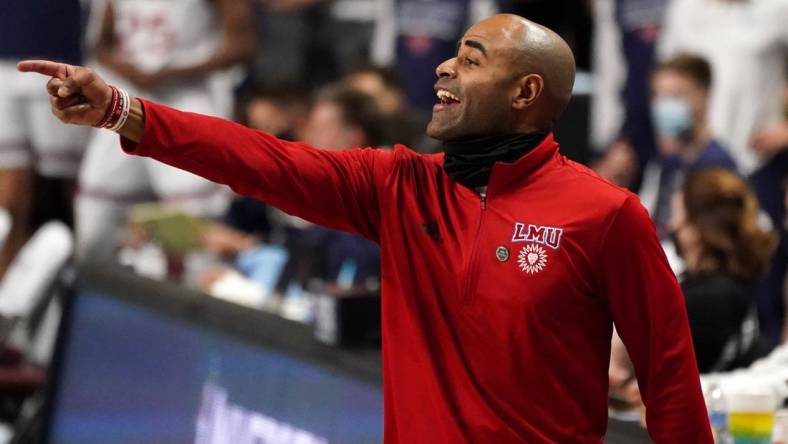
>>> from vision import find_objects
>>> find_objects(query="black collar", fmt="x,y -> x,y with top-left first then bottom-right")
442,131 -> 549,189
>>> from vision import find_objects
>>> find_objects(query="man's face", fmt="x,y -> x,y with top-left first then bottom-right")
426,22 -> 522,141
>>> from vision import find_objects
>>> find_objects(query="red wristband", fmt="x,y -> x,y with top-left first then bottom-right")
104,91 -> 125,129
94,86 -> 120,128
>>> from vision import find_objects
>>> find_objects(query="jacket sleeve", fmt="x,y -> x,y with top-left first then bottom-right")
121,100 -> 393,241
599,195 -> 713,443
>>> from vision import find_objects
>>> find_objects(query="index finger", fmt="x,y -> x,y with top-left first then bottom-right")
16,60 -> 72,79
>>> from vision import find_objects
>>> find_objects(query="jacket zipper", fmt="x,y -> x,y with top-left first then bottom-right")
462,192 -> 487,303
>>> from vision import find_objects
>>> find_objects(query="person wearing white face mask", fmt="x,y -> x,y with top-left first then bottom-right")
639,54 -> 738,239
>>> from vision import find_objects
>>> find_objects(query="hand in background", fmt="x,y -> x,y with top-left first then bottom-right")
111,61 -> 172,91
752,121 -> 788,156
609,328 -> 643,408
16,60 -> 112,126
592,139 -> 638,188
200,224 -> 261,256
101,53 -> 177,91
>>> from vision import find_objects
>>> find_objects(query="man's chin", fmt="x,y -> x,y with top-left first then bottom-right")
426,121 -> 455,142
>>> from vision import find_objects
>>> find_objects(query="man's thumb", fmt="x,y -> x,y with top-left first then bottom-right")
64,68 -> 108,105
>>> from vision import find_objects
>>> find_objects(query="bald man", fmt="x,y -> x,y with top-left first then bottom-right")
19,14 -> 712,444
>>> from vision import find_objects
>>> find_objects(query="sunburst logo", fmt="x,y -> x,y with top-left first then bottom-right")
518,244 -> 547,274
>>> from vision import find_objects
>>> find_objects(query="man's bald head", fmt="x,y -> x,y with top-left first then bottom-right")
500,14 -> 576,126
427,14 -> 577,140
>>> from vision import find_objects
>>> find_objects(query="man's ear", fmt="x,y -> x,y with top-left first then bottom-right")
512,74 -> 544,110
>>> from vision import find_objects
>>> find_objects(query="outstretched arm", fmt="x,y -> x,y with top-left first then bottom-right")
17,60 -> 391,241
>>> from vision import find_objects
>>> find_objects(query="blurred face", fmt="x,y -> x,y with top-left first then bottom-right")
346,72 -> 403,115
426,20 -> 523,141
651,70 -> 708,154
301,101 -> 362,150
246,98 -> 291,136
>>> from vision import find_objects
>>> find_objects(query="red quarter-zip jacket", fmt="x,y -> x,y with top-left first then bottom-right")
122,100 -> 713,443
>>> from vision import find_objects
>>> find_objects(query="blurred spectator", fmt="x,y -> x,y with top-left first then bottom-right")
591,138 -> 638,188
674,169 -> 776,371
611,169 -> 777,407
276,87 -> 384,293
591,0 -> 667,188
201,86 -> 384,295
658,0 -> 788,175
749,79 -> 788,347
76,0 -> 254,260
656,0 -> 788,338
238,84 -> 309,140
508,0 -> 593,71
299,225 -> 381,290
608,328 -> 643,413
326,0 -> 378,74
0,0 -> 91,279
275,86 -> 384,287
751,83 -> 788,155
342,66 -> 430,149
302,84 -> 386,149
251,0 -> 327,89
251,0 -> 377,90
371,0 -> 498,114
209,84 -> 311,253
639,54 -> 736,238
343,67 -> 406,117
204,85 -> 386,256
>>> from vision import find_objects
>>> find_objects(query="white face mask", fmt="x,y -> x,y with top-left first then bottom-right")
651,96 -> 694,139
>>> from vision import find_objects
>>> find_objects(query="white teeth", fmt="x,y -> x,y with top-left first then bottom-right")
436,89 -> 460,103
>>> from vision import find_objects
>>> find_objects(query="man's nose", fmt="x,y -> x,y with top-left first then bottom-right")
435,58 -> 457,79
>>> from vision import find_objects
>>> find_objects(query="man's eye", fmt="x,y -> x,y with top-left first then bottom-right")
464,57 -> 478,66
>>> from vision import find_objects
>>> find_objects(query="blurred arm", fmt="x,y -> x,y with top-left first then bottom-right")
94,0 -> 254,86
159,0 -> 255,78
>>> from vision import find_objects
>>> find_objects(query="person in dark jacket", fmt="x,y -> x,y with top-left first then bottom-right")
671,168 -> 777,372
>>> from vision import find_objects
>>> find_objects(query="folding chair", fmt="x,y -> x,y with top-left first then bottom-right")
0,222 -> 73,350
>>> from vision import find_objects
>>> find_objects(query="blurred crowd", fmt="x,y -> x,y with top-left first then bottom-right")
0,0 -> 787,413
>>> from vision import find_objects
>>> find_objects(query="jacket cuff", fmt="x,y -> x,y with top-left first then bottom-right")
119,98 -> 150,154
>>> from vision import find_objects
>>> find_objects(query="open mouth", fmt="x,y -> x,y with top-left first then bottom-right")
436,89 -> 461,106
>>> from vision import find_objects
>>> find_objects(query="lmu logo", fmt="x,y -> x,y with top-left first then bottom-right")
511,223 -> 563,249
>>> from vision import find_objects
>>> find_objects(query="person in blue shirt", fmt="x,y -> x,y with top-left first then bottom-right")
639,53 -> 737,238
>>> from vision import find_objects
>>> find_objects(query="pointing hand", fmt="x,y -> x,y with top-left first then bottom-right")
17,60 -> 112,126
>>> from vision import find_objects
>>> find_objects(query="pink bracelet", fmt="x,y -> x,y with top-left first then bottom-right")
94,86 -> 120,128
107,89 -> 131,132
104,90 -> 125,128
